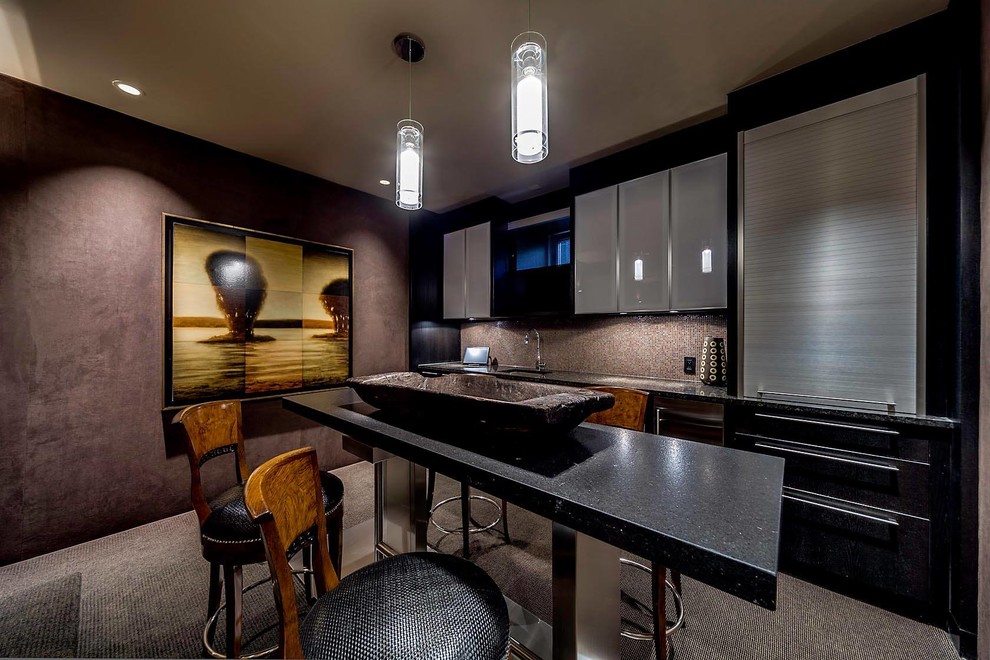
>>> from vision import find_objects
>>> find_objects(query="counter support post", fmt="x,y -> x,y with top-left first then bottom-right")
374,455 -> 429,558
552,523 -> 621,660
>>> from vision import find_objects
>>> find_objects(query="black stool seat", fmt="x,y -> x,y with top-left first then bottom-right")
300,552 -> 509,660
202,471 -> 344,546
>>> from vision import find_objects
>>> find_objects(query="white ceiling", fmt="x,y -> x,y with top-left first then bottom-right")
0,0 -> 946,212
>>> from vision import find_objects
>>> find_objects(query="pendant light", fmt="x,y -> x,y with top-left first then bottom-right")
511,0 -> 548,163
394,33 -> 425,210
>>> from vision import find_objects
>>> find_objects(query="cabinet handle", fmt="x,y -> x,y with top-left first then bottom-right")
754,413 -> 899,436
753,441 -> 900,472
782,492 -> 899,527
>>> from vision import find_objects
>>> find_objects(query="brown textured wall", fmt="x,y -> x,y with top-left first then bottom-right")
0,75 -> 410,563
461,314 -> 727,380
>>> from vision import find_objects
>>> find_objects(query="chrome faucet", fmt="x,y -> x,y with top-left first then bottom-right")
524,328 -> 546,371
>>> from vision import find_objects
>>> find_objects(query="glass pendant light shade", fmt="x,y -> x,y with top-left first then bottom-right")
396,119 -> 423,210
511,31 -> 548,164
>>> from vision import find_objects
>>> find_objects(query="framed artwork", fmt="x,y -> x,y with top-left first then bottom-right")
163,213 -> 352,407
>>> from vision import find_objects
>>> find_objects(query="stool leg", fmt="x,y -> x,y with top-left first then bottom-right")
460,482 -> 471,559
426,469 -> 436,510
204,562 -> 222,657
671,570 -> 684,629
651,561 -> 667,660
223,564 -> 242,659
303,546 -> 314,604
328,507 -> 343,578
501,498 -> 511,544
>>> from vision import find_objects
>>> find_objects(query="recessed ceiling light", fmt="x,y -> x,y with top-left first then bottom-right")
112,80 -> 142,96
379,179 -> 391,185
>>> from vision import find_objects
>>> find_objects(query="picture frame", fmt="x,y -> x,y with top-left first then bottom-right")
162,213 -> 353,408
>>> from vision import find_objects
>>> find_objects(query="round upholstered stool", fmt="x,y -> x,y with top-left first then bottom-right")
246,448 -> 510,660
200,471 -> 345,658
300,553 -> 509,660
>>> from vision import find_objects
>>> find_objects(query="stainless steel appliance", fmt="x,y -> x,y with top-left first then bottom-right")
651,396 -> 724,445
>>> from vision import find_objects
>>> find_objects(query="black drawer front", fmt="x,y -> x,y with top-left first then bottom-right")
738,434 -> 930,518
735,411 -> 930,462
780,489 -> 930,603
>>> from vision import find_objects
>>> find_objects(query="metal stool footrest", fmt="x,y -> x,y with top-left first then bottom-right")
619,557 -> 685,642
430,494 -> 503,535
203,569 -> 312,659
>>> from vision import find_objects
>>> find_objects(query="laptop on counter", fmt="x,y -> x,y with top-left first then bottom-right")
462,346 -> 490,372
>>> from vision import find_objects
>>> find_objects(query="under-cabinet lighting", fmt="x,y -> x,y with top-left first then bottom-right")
634,258 -> 644,281
701,248 -> 713,273
379,179 -> 391,185
112,80 -> 142,96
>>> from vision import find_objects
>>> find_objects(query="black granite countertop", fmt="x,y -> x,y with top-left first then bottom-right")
284,389 -> 785,610
730,396 -> 958,430
418,362 -> 959,430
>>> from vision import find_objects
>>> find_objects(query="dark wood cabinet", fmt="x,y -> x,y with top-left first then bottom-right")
734,433 -> 931,518
781,489 -> 931,603
726,403 -> 954,622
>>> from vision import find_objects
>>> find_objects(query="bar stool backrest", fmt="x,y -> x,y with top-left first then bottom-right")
174,400 -> 251,528
245,447 -> 340,659
585,387 -> 649,431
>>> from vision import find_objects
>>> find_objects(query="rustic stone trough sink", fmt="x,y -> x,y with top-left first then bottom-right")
346,372 -> 615,434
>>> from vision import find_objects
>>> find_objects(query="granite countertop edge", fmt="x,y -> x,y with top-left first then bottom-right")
417,362 -> 959,430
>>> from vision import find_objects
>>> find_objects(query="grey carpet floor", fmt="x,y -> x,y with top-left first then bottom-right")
0,461 -> 960,659
0,572 -> 82,657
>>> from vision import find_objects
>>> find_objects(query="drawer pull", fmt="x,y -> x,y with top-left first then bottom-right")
754,441 -> 900,472
782,492 -> 900,527
754,413 -> 899,436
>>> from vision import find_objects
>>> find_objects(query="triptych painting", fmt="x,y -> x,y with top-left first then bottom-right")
164,214 -> 352,406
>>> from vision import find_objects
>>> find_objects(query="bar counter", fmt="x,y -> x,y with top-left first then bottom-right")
283,388 -> 785,659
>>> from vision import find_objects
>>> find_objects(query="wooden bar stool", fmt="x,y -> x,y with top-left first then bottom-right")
245,447 -> 510,659
174,400 -> 345,658
587,387 -> 684,660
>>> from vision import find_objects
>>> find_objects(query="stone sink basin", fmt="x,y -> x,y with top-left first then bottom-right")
346,372 -> 615,435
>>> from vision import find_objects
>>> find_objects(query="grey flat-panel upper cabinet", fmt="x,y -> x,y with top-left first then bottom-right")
444,223 -> 491,319
618,171 -> 669,312
574,187 -> 619,314
464,222 -> 491,318
442,229 -> 466,319
670,154 -> 727,310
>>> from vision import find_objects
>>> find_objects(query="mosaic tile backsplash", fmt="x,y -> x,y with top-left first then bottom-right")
461,314 -> 728,381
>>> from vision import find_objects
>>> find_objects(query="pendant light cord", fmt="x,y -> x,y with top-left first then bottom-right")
528,0 -> 532,32
407,36 -> 412,120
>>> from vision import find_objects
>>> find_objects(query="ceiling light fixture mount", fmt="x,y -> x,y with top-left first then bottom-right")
394,33 -> 425,211
511,0 -> 548,164
392,33 -> 426,63
111,79 -> 143,96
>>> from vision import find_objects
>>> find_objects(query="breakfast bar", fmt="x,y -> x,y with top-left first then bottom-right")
284,388 -> 786,660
